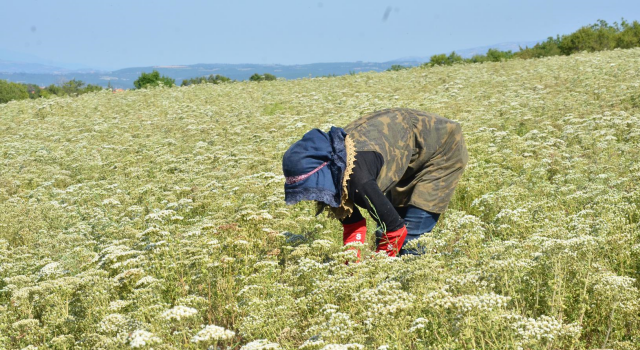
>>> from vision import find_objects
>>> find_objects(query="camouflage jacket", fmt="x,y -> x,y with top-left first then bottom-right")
343,108 -> 468,214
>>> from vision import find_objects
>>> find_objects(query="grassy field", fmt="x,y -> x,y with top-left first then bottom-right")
1,48 -> 640,350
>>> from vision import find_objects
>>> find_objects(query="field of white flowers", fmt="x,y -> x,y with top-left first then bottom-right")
1,48 -> 640,350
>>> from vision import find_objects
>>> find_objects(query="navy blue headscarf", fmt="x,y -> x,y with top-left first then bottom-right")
283,126 -> 348,208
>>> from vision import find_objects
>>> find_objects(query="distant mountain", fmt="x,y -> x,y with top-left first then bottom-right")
0,48 -> 101,72
454,40 -> 542,58
0,60 -> 72,74
0,40 -> 544,88
0,61 -> 422,89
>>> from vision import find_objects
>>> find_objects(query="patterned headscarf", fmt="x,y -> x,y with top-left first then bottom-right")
283,127 -> 350,209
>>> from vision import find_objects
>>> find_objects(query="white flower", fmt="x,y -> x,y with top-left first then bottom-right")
299,338 -> 325,349
240,339 -> 282,350
38,262 -> 63,278
135,275 -> 160,287
109,299 -> 132,311
161,305 -> 198,321
12,318 -> 40,329
102,198 -> 121,206
320,344 -> 364,350
98,314 -> 127,334
128,329 -> 161,348
191,324 -> 235,342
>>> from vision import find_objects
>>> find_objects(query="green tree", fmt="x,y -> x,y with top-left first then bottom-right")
0,79 -> 29,104
82,84 -> 103,94
61,79 -> 86,96
485,48 -> 514,62
447,51 -> 463,64
616,20 -> 640,48
387,64 -> 408,71
427,53 -> 448,66
181,74 -> 232,86
133,70 -> 176,89
208,74 -> 231,84
25,84 -> 43,99
558,20 -> 618,54
515,36 -> 562,59
249,73 -> 264,82
42,84 -> 63,97
249,73 -> 277,82
467,54 -> 487,63
424,51 -> 463,67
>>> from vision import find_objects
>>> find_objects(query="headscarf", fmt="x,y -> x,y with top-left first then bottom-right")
283,126 -> 351,211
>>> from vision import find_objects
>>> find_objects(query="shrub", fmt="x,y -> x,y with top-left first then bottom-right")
515,36 -> 562,59
424,51 -> 464,67
387,65 -> 409,71
181,74 -> 232,86
133,70 -> 175,89
0,79 -> 29,103
0,79 -> 104,103
250,73 -> 277,82
249,73 -> 264,82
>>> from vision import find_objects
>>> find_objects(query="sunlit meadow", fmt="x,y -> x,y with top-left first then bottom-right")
1,48 -> 640,350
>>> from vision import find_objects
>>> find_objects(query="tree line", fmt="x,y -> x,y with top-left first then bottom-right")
181,72 -> 276,86
0,70 -> 278,104
0,79 -> 103,104
419,19 -> 640,67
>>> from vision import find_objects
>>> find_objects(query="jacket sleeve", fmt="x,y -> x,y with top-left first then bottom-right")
339,151 -> 405,232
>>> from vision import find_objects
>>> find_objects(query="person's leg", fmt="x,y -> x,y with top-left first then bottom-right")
374,205 -> 439,255
399,205 -> 440,256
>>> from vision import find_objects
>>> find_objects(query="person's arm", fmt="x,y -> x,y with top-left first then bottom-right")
340,152 -> 407,257
340,152 -> 404,231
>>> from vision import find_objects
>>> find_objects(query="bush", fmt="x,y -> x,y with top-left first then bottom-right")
616,20 -> 640,48
61,79 -> 86,96
515,36 -> 562,59
516,19 -> 640,59
387,65 -> 409,71
424,51 -> 464,67
133,70 -> 175,89
0,79 -> 104,104
485,48 -> 514,62
558,20 -> 619,54
249,73 -> 263,82
427,53 -> 448,66
181,74 -> 232,86
249,73 -> 277,82
423,19 -> 640,69
0,79 -> 29,104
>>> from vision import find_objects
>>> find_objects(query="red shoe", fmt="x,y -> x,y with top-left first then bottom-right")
343,219 -> 366,263
375,225 -> 407,257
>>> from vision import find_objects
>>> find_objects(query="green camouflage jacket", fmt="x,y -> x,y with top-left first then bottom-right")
344,108 -> 468,214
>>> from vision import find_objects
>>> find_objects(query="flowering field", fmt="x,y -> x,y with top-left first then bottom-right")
1,48 -> 640,350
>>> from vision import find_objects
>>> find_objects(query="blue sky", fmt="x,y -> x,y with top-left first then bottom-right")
1,0 -> 639,70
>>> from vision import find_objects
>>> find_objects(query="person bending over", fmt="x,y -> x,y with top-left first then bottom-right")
282,108 -> 468,258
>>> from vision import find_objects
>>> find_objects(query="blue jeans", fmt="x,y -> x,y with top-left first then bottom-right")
376,205 -> 440,256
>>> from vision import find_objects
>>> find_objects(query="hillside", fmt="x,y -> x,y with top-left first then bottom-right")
1,48 -> 639,349
0,61 -> 421,89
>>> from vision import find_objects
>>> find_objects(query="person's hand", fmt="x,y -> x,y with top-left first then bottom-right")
376,225 -> 407,257
343,219 -> 366,263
